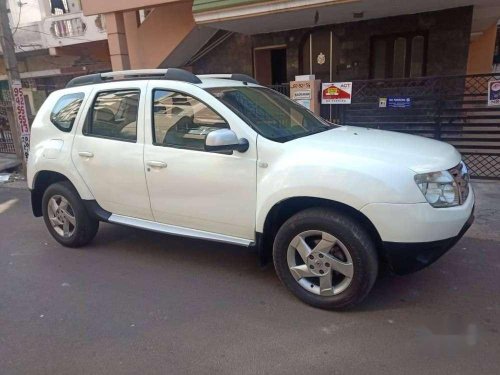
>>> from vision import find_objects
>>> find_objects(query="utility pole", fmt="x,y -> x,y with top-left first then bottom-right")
0,0 -> 29,175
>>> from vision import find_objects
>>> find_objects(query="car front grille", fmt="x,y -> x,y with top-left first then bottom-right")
448,162 -> 470,205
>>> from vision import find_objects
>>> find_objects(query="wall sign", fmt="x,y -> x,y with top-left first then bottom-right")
379,96 -> 412,108
291,89 -> 311,100
290,81 -> 313,110
292,89 -> 312,109
12,80 -> 30,160
321,82 -> 352,104
488,80 -> 500,106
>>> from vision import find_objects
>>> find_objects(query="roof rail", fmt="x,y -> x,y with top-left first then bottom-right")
198,74 -> 259,85
65,68 -> 202,88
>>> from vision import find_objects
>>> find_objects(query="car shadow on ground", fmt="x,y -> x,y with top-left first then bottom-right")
88,221 -> 466,313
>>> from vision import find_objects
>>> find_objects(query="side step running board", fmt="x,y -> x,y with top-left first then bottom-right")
108,214 -> 254,247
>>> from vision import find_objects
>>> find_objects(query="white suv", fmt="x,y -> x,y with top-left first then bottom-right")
27,69 -> 474,310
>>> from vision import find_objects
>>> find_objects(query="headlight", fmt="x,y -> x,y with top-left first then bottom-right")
414,171 -> 459,208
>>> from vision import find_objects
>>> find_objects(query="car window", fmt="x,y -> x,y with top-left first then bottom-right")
85,90 -> 140,142
50,93 -> 85,132
152,89 -> 228,151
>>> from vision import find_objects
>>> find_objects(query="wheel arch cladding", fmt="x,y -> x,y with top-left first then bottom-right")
259,197 -> 384,265
31,171 -> 80,217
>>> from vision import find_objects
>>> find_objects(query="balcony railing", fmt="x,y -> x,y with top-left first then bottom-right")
0,130 -> 15,154
50,16 -> 86,38
42,13 -> 107,47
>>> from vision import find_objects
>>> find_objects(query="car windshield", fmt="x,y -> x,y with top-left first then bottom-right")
207,86 -> 334,142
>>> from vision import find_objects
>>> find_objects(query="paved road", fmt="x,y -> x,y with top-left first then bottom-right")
1,185 -> 500,374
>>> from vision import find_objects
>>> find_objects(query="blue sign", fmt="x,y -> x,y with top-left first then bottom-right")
488,80 -> 500,106
387,97 -> 411,108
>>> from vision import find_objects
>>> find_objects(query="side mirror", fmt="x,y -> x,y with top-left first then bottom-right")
205,129 -> 249,153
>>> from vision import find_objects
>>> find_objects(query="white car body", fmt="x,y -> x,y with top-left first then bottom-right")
27,70 -> 474,279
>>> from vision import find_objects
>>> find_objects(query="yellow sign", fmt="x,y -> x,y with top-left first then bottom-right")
327,87 -> 338,96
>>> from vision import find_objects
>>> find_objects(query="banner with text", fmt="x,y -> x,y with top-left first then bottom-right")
12,80 -> 30,160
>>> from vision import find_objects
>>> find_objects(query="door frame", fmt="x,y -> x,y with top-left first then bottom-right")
253,44 -> 287,85
142,80 -> 259,239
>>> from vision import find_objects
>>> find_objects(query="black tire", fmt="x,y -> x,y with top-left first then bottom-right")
42,181 -> 99,247
273,207 -> 378,310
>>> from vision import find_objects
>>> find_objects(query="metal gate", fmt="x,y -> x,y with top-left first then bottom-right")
335,74 -> 500,180
0,129 -> 15,154
271,73 -> 500,180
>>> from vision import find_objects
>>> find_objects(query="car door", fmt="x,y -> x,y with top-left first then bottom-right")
143,82 -> 257,241
72,81 -> 153,220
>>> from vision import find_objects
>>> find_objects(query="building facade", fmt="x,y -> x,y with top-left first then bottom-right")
80,0 -> 500,82
1,0 -> 111,121
192,7 -> 475,85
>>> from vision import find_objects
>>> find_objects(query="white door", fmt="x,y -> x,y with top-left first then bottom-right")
72,82 -> 153,220
143,83 -> 257,240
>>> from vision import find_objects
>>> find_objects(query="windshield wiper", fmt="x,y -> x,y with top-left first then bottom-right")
272,127 -> 330,142
308,127 -> 330,135
272,134 -> 303,142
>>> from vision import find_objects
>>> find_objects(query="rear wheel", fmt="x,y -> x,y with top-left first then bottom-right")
42,181 -> 99,247
273,208 -> 378,310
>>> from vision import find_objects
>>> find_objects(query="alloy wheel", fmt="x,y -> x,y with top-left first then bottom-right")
287,230 -> 354,296
47,195 -> 76,238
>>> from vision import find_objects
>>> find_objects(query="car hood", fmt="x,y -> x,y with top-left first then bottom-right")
291,126 -> 461,173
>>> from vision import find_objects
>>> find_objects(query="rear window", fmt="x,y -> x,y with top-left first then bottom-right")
85,89 -> 140,142
50,93 -> 85,132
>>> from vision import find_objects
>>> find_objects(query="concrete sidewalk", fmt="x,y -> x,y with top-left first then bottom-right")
467,180 -> 500,242
0,153 -> 20,172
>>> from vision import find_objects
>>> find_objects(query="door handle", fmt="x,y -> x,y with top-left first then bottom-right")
146,160 -> 168,169
78,151 -> 94,158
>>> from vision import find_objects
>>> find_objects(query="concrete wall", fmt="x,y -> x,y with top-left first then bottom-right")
82,0 -> 183,16
0,42 -> 110,76
104,1 -> 197,70
467,23 -> 498,74
192,7 -> 474,80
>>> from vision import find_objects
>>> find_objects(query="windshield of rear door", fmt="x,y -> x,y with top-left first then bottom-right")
207,86 -> 335,142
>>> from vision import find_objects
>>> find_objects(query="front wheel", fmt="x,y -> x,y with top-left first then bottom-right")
42,181 -> 99,247
273,208 -> 378,310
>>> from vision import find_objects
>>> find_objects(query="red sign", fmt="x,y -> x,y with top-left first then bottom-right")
321,82 -> 352,104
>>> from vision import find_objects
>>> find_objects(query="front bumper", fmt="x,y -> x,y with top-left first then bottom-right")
381,207 -> 474,274
361,186 -> 475,243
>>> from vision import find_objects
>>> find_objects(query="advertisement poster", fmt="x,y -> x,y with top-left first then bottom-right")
488,80 -> 500,106
321,82 -> 352,104
11,80 -> 30,160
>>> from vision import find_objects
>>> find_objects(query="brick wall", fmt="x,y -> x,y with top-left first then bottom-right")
191,33 -> 254,76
